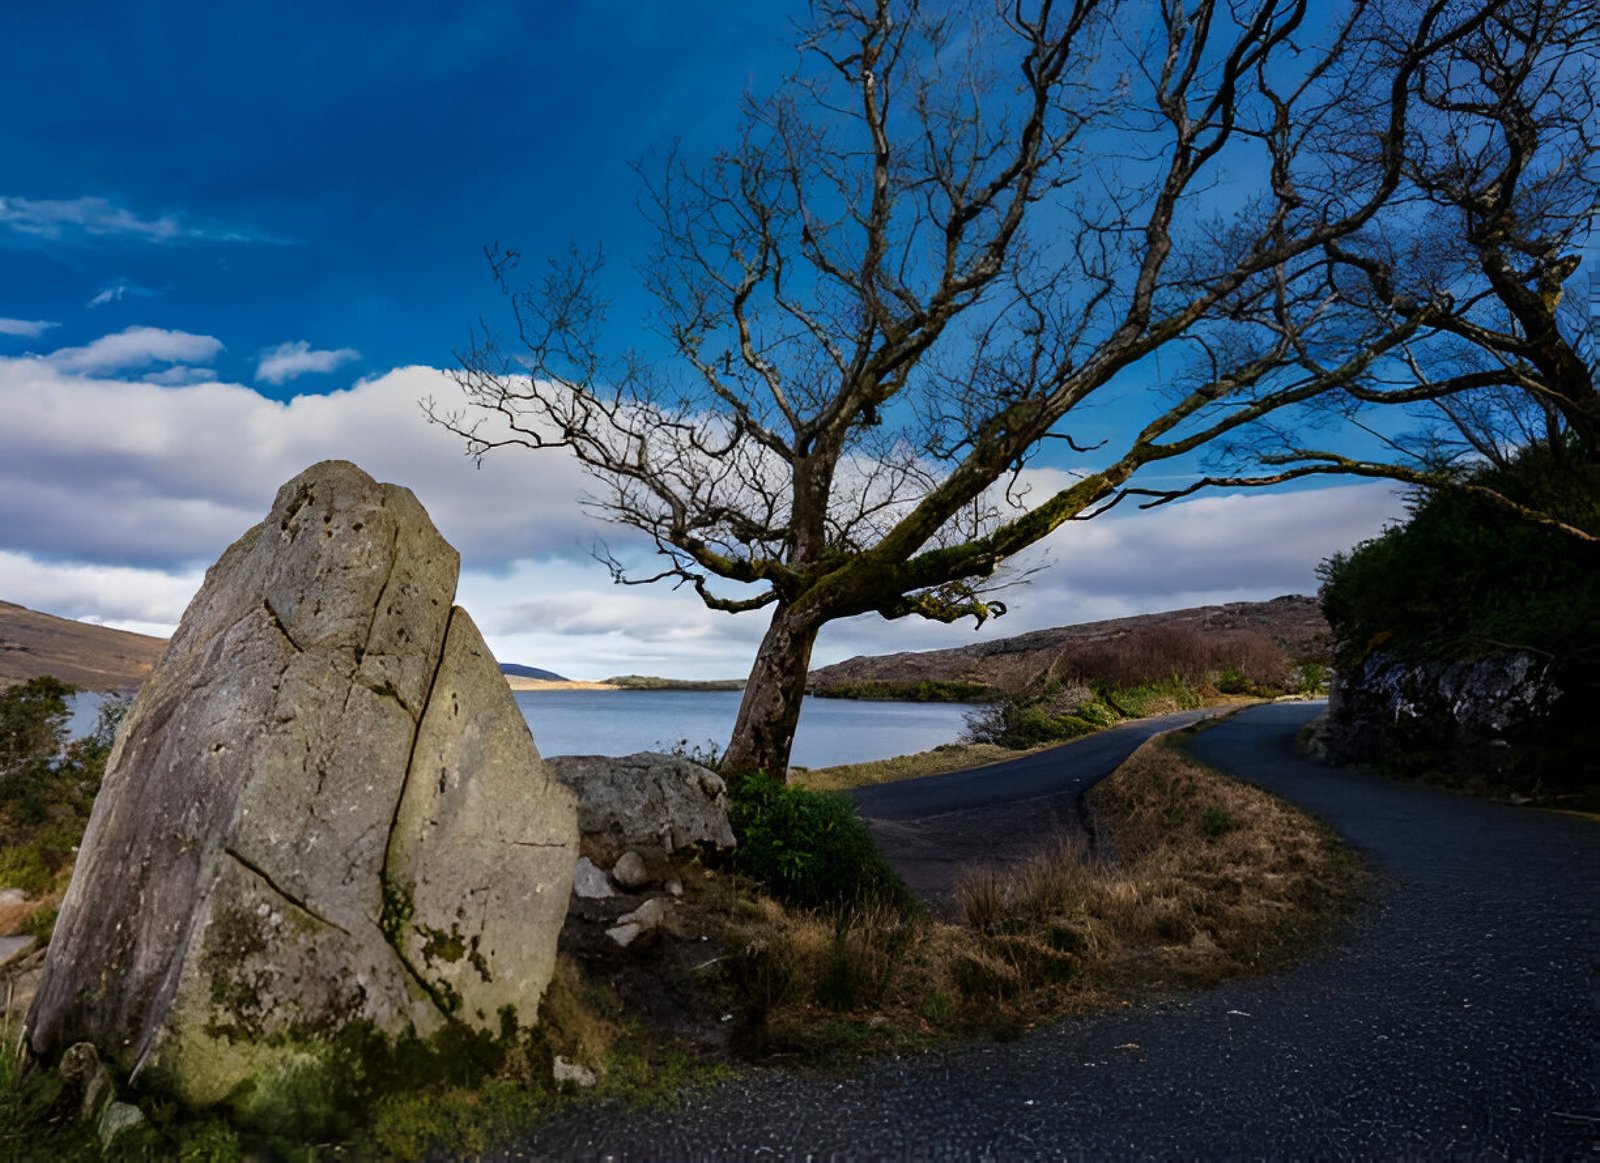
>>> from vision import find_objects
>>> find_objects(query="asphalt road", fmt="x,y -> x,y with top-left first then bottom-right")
509,702 -> 1599,1160
848,706 -> 1221,820
850,707 -> 1223,914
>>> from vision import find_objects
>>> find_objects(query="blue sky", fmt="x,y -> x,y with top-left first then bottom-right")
2,2 -> 803,386
0,3 -> 1404,679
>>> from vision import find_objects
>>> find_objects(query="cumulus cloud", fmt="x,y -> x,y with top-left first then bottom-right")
0,317 -> 56,338
812,483 -> 1405,666
0,550 -> 202,635
0,348 -> 1407,679
0,358 -> 599,570
255,340 -> 361,385
0,195 -> 284,245
46,326 -> 224,375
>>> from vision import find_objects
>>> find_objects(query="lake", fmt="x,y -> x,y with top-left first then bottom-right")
515,689 -> 978,769
67,689 -> 981,770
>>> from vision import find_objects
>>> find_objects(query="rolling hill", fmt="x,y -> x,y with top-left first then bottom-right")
0,601 -> 167,692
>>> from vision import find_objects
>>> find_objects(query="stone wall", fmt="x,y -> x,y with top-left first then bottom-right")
1317,649 -> 1597,795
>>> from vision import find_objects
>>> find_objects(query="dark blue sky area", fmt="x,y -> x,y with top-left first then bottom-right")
2,2 -> 804,390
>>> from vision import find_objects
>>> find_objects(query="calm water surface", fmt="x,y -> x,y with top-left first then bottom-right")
515,689 -> 976,768
67,690 -> 978,770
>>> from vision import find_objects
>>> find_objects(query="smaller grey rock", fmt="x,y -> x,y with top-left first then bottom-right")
57,1041 -> 100,1084
666,879 -> 684,898
546,752 -> 736,861
552,1056 -> 598,1088
611,850 -> 650,889
98,1101 -> 146,1147
605,922 -> 644,948
618,897 -> 668,930
571,856 -> 614,899
59,1043 -> 114,1122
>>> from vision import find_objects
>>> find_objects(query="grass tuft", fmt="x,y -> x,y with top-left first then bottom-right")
719,733 -> 1366,1053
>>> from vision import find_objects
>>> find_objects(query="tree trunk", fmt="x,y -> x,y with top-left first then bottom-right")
721,603 -> 823,780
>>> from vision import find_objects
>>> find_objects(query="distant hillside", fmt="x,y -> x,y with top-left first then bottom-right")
499,663 -> 568,682
0,601 -> 167,692
807,596 -> 1329,696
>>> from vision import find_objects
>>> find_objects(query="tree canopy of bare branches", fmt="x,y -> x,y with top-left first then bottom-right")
432,0 -> 1598,778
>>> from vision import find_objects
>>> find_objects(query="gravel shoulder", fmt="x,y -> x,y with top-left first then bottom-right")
508,702 -> 1599,1159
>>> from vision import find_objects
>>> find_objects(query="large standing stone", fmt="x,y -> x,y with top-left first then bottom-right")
24,461 -> 577,1130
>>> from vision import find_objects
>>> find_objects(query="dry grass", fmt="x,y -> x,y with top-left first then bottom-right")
796,742 -> 1031,791
721,733 -> 1364,1053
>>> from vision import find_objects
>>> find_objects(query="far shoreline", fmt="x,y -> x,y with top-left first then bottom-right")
503,677 -> 622,692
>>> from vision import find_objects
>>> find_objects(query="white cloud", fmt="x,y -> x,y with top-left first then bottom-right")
0,317 -> 57,338
88,280 -> 156,307
0,348 -> 1408,680
0,550 -> 203,630
142,366 -> 218,386
0,195 -> 284,245
0,358 -> 599,570
255,340 -> 361,385
46,326 -> 224,375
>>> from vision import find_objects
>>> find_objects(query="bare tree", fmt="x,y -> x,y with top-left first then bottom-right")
432,0 -> 1536,778
1142,0 -> 1598,536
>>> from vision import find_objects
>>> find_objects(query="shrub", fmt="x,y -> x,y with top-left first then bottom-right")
1319,442 -> 1599,667
726,772 -> 915,913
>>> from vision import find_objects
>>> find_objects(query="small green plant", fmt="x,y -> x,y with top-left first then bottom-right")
1291,661 -> 1330,696
726,772 -> 916,913
1200,804 -> 1236,838
19,905 -> 57,942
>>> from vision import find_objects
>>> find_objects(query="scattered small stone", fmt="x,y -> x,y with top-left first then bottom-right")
552,1056 -> 598,1088
59,1042 -> 115,1122
619,898 -> 668,930
98,1101 -> 146,1147
571,856 -> 614,899
611,850 -> 650,888
666,879 -> 684,897
605,921 -> 644,948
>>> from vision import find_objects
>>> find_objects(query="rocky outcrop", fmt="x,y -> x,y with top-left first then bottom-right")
546,752 -> 736,864
1317,649 -> 1596,793
24,461 -> 578,1131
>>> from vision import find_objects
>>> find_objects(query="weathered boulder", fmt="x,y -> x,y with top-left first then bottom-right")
25,461 -> 578,1131
545,752 -> 736,865
1319,648 -> 1597,793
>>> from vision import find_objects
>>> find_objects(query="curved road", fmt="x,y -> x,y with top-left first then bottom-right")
511,702 -> 1598,1159
850,707 -> 1222,913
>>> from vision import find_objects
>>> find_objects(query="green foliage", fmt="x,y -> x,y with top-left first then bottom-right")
1200,804 -> 1236,838
1291,661 -> 1330,696
727,772 -> 915,913
0,680 -> 126,899
0,676 -> 74,784
962,674 -> 1202,749
1319,444 -> 1600,666
812,679 -> 995,702
1098,676 -> 1202,718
